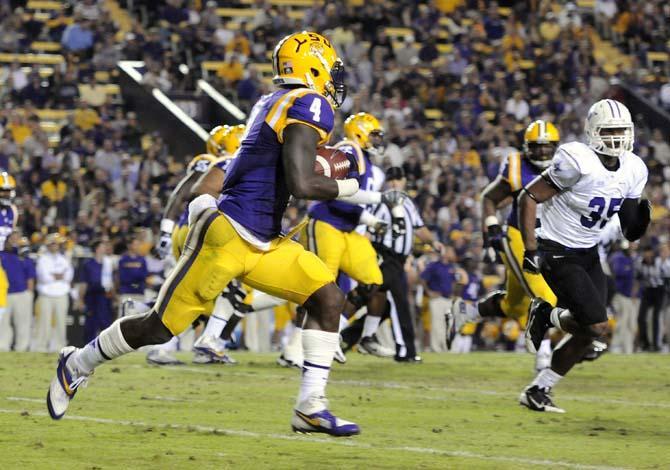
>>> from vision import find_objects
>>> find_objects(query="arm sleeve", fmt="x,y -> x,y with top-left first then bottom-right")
544,145 -> 582,190
279,93 -> 334,145
337,189 -> 382,205
409,201 -> 425,228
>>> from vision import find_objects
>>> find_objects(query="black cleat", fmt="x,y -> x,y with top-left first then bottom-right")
525,298 -> 553,353
519,385 -> 565,413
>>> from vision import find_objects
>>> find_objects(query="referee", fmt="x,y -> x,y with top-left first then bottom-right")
342,167 -> 443,362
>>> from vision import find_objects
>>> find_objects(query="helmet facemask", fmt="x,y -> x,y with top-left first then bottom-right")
524,142 -> 557,170
0,188 -> 14,206
366,129 -> 386,158
588,125 -> 634,158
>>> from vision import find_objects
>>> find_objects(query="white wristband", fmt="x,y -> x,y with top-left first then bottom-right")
336,178 -> 359,198
360,210 -> 381,228
160,219 -> 175,234
337,189 -> 382,204
485,216 -> 500,228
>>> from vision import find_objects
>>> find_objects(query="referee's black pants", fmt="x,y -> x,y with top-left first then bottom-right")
638,286 -> 664,350
340,248 -> 417,359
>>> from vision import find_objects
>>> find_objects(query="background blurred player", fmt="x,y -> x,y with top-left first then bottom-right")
453,120 -> 559,369
518,99 -> 650,412
48,31 -> 366,436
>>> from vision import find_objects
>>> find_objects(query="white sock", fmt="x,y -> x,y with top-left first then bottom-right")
361,315 -> 381,339
286,326 -> 302,349
203,314 -> 228,337
154,335 -> 179,352
538,338 -> 552,356
531,368 -> 563,390
550,308 -> 565,331
298,329 -> 338,404
338,315 -> 349,332
71,319 -> 135,374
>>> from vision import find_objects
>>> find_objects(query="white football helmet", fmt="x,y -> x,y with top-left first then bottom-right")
584,99 -> 634,158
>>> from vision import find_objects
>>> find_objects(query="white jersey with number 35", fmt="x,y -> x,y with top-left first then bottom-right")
538,141 -> 647,249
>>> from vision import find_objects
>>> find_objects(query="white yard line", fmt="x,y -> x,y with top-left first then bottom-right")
160,367 -> 670,410
0,407 -> 628,470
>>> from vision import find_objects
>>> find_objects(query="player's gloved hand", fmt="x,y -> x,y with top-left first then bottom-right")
482,246 -> 498,265
156,219 -> 175,259
382,189 -> 408,208
156,232 -> 172,259
222,280 -> 254,314
360,211 -> 388,234
345,152 -> 360,180
522,249 -> 542,274
486,223 -> 504,251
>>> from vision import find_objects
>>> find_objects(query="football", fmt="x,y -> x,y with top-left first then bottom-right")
314,146 -> 351,179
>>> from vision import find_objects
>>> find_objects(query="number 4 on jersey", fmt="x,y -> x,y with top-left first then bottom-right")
580,197 -> 623,228
309,97 -> 321,122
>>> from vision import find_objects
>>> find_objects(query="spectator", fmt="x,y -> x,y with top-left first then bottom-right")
420,246 -> 466,352
78,239 -> 114,342
116,234 -> 148,315
504,90 -> 530,121
636,246 -> 666,352
33,233 -> 73,352
649,129 -> 670,165
40,168 -> 68,206
61,18 -> 95,53
0,233 -> 35,351
79,77 -> 108,107
609,240 -> 637,354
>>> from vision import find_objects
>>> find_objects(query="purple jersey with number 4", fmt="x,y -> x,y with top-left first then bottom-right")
218,88 -> 334,242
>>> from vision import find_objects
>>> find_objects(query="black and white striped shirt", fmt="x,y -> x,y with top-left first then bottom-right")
371,197 -> 424,256
637,257 -> 669,289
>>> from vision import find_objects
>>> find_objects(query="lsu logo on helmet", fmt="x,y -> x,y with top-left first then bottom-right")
272,31 -> 346,108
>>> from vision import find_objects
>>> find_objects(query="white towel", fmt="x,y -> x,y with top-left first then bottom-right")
101,256 -> 114,292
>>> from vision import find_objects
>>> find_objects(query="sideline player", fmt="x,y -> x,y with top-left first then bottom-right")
453,120 -> 559,368
0,172 -> 16,324
518,99 -> 650,412
48,31 -> 367,436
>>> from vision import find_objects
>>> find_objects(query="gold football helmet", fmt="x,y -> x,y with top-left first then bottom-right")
187,153 -> 218,173
523,120 -> 560,169
344,112 -> 385,155
206,124 -> 246,156
0,172 -> 16,205
272,31 -> 346,108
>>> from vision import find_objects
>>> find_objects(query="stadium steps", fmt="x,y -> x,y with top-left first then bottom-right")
104,0 -> 133,36
587,28 -> 633,75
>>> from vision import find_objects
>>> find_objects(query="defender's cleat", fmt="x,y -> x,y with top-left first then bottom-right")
192,351 -> 237,364
333,343 -> 347,364
525,298 -> 553,353
579,339 -> 608,362
446,298 -> 467,350
394,355 -> 422,363
193,334 -> 231,361
276,353 -> 302,369
47,346 -> 90,420
519,385 -> 565,413
292,395 -> 360,437
357,335 -> 394,358
146,348 -> 184,366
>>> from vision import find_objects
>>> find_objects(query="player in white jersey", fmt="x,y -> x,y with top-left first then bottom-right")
517,99 -> 651,413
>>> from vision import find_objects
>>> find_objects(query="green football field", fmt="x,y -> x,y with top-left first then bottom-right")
1,351 -> 668,469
